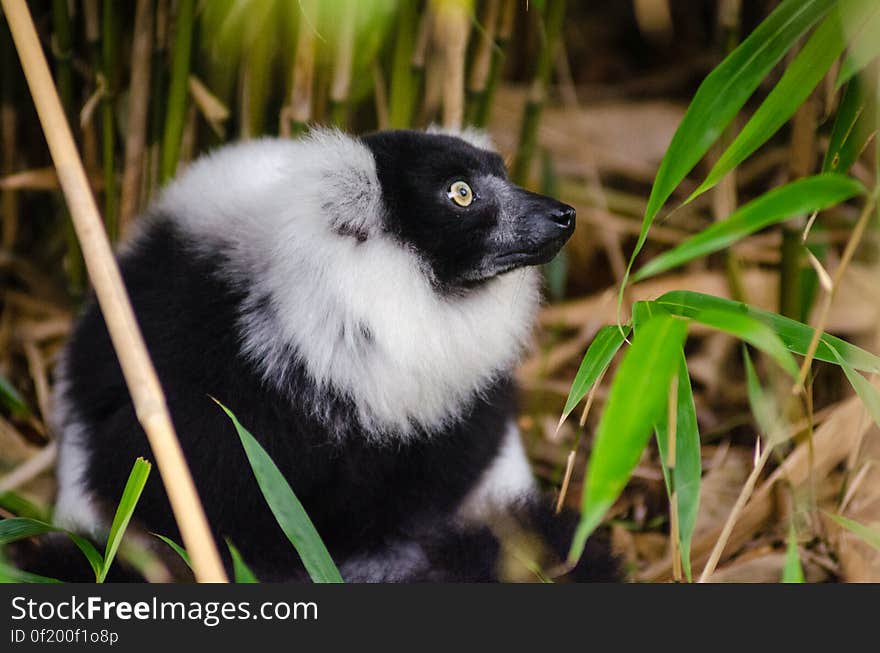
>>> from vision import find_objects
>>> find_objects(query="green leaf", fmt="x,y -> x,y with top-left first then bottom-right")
823,78 -> 876,174
0,517 -> 103,581
826,513 -> 880,551
624,0 -> 836,301
693,309 -> 800,378
215,400 -> 344,583
836,3 -> 880,87
691,0 -> 880,201
0,517 -> 58,544
633,175 -> 865,282
152,533 -> 192,571
570,314 -> 688,562
0,562 -> 61,584
98,457 -> 151,583
227,540 -> 259,583
743,348 -> 786,444
0,491 -> 49,521
559,324 -> 630,426
0,374 -> 29,417
829,346 -> 880,428
654,354 -> 701,582
656,291 -> 880,373
782,523 -> 805,583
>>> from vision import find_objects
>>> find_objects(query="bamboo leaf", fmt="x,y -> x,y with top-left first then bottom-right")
654,354 -> 701,582
0,374 -> 29,417
691,0 -> 880,201
99,457 -> 151,583
624,0 -> 836,299
836,3 -> 880,87
0,517 -> 103,580
0,517 -> 58,544
0,491 -> 48,521
559,324 -> 630,426
633,175 -> 865,282
829,346 -> 880,427
0,562 -> 62,584
227,540 -> 259,583
570,314 -> 688,562
823,78 -> 876,174
692,309 -> 800,378
656,291 -> 880,373
782,524 -> 805,583
215,400 -> 343,583
826,513 -> 880,551
743,348 -> 787,444
152,533 -> 192,571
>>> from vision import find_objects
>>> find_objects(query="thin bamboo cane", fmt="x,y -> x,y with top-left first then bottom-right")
50,0 -> 85,294
329,0 -> 357,129
288,0 -> 318,137
511,0 -> 566,186
474,0 -> 514,128
119,0 -> 154,235
465,0 -> 500,125
160,0 -> 195,183
100,0 -> 118,241
1,19 -> 19,250
388,0 -> 419,129
431,0 -> 472,130
1,0 -> 228,583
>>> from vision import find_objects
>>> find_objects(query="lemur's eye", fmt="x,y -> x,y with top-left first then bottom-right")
447,181 -> 474,207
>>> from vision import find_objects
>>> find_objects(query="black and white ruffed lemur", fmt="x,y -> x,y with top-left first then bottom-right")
34,128 -> 616,582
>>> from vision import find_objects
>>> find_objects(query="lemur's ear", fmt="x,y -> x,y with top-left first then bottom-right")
307,128 -> 385,241
426,124 -> 497,152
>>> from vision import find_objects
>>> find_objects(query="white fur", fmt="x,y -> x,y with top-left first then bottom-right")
51,354 -> 103,535
457,421 -> 536,524
154,129 -> 542,440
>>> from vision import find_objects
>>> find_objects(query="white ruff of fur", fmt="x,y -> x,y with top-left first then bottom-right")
157,129 -> 542,440
52,352 -> 103,535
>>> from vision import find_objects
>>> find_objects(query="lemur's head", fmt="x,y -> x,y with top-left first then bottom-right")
157,128 -> 574,436
361,130 -> 575,290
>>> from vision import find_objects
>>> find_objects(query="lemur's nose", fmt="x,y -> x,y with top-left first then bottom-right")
549,205 -> 576,230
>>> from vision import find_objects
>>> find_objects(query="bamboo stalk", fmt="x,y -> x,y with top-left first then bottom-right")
698,441 -> 772,582
146,0 -> 168,196
288,0 -> 318,137
1,0 -> 228,583
474,0 -> 515,128
388,0 -> 419,128
329,0 -> 357,129
119,0 -> 154,235
511,0 -> 566,186
1,18 -> 20,250
100,0 -> 118,241
431,0 -> 472,129
160,0 -> 195,183
465,0 -> 500,126
49,0 -> 85,294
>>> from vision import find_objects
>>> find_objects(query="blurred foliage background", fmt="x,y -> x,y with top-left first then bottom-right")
1,0 -> 880,582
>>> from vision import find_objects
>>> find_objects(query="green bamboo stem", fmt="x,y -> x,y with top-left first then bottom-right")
287,0 -> 318,137
160,0 -> 195,183
474,0 -> 514,127
146,0 -> 168,195
388,0 -> 419,128
1,16 -> 20,251
329,0 -> 357,129
465,0 -> 501,126
120,0 -> 154,235
511,0 -> 566,186
50,0 -> 84,292
101,0 -> 118,241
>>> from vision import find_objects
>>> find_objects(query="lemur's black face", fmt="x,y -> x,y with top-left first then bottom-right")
361,130 -> 575,289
